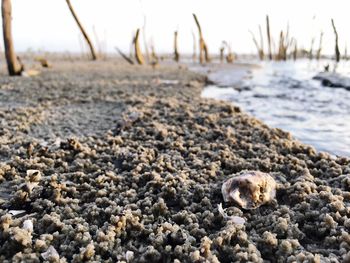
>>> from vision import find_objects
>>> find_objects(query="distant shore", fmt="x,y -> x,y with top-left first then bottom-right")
0,60 -> 349,262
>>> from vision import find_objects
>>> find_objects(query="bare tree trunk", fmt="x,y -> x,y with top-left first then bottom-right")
276,31 -> 284,61
134,29 -> 145,65
203,41 -> 210,63
191,30 -> 197,62
65,0 -> 97,60
309,37 -> 315,60
174,31 -> 180,62
219,46 -> 225,63
316,31 -> 323,60
331,19 -> 340,62
142,16 -> 150,63
344,44 -> 348,60
258,25 -> 264,59
129,31 -> 135,59
292,39 -> 297,61
223,41 -> 234,63
266,15 -> 272,60
150,39 -> 159,66
2,0 -> 23,76
249,30 -> 264,60
193,13 -> 210,64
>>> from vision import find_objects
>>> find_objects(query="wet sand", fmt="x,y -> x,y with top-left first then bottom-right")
0,60 -> 350,262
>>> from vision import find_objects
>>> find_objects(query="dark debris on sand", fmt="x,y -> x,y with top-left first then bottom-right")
0,61 -> 350,262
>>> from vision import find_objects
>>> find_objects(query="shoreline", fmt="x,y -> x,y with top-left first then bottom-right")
0,60 -> 349,262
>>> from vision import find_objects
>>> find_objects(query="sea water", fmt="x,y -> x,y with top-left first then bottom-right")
201,60 -> 350,157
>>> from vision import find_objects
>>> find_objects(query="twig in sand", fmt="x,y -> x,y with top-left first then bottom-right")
222,41 -> 234,63
192,30 -> 197,62
219,44 -> 225,63
291,38 -> 298,60
344,44 -> 348,60
142,16 -> 150,63
249,30 -> 264,60
65,0 -> 97,60
174,31 -> 180,62
309,37 -> 315,60
266,15 -> 272,60
316,32 -> 323,60
193,13 -> 210,64
259,25 -> 264,58
134,29 -> 145,65
35,57 -> 51,68
331,19 -> 340,62
149,38 -> 159,67
115,47 -> 134,65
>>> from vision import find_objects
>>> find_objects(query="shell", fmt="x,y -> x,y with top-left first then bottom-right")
26,170 -> 41,183
218,203 -> 245,225
41,246 -> 59,261
23,219 -> 33,233
222,171 -> 276,209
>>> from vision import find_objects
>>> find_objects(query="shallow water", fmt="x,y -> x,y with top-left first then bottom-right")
202,60 -> 350,157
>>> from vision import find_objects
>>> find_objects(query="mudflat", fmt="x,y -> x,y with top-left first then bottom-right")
0,60 -> 349,262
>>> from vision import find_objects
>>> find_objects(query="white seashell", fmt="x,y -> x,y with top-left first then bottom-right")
222,171 -> 276,209
23,219 -> 33,232
41,246 -> 59,261
218,203 -> 245,225
26,170 -> 41,183
8,210 -> 26,217
125,250 -> 134,262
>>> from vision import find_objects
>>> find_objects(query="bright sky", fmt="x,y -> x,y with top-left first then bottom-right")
7,0 -> 350,55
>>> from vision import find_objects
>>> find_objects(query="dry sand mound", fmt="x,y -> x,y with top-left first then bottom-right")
0,62 -> 350,262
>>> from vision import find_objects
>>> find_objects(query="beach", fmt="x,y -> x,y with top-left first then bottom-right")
0,60 -> 350,262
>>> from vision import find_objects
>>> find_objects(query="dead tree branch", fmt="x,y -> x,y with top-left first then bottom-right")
115,47 -> 134,65
266,15 -> 272,60
316,31 -> 323,60
193,13 -> 210,63
142,16 -> 150,63
134,29 -> 145,65
174,31 -> 180,62
309,37 -> 315,60
65,0 -> 97,60
331,19 -> 340,62
249,30 -> 264,60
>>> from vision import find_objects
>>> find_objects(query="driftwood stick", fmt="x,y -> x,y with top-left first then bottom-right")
142,16 -> 150,63
277,31 -> 284,60
66,0 -> 97,60
258,25 -> 264,59
193,13 -> 210,63
293,40 -> 297,61
191,30 -> 197,62
249,30 -> 264,60
331,19 -> 340,62
134,29 -> 145,65
344,44 -> 348,60
220,45 -> 225,63
223,41 -> 234,63
2,0 -> 23,76
316,32 -> 323,60
174,31 -> 180,62
150,39 -> 159,65
266,15 -> 272,60
115,47 -> 134,65
309,37 -> 315,60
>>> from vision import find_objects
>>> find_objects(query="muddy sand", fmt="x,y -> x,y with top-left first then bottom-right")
0,60 -> 350,262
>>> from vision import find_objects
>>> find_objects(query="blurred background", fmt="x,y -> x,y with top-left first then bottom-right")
8,0 -> 350,55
